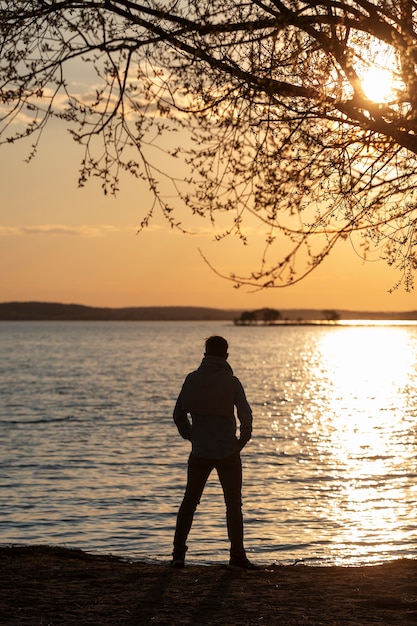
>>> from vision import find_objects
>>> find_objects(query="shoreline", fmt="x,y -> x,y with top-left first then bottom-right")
1,545 -> 416,625
1,301 -> 417,322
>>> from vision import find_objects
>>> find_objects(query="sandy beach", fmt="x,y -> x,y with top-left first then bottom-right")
1,546 -> 416,625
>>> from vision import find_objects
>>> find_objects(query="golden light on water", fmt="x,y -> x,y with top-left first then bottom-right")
243,322 -> 417,564
309,326 -> 417,562
318,325 -> 414,457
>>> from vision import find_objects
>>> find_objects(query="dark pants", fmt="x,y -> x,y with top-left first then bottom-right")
173,451 -> 246,558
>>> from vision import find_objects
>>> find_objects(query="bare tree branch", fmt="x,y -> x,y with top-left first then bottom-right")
1,0 -> 417,290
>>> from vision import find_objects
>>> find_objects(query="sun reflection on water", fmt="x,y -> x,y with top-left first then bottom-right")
305,326 -> 417,563
317,326 -> 414,455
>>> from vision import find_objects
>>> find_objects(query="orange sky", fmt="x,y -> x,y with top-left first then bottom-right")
1,120 -> 416,313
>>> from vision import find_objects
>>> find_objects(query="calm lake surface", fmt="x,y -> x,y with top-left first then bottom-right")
1,320 -> 416,566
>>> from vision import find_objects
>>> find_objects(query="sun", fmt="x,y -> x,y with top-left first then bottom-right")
361,67 -> 396,103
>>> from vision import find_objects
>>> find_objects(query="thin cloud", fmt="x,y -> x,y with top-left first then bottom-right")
0,224 -> 118,237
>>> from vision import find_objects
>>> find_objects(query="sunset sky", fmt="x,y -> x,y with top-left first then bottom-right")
1,118 -> 416,314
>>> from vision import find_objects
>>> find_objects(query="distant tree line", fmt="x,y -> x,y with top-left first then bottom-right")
234,308 -> 340,325
234,308 -> 282,325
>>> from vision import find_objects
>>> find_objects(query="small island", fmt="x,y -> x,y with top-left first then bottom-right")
234,308 -> 341,325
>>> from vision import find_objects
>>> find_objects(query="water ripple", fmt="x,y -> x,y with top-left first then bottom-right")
1,321 -> 416,566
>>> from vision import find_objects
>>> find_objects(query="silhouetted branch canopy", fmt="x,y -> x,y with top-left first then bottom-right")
1,1 -> 417,290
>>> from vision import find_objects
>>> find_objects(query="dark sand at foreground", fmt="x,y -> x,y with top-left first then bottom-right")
1,546 -> 417,625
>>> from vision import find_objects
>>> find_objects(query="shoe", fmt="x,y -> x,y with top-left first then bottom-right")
171,546 -> 187,568
228,556 -> 260,571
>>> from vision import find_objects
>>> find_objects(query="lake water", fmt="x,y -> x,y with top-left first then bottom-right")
1,320 -> 416,567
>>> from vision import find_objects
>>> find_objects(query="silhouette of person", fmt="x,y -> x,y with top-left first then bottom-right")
172,335 -> 256,569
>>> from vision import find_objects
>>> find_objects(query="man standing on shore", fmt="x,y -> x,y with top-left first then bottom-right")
172,335 -> 256,570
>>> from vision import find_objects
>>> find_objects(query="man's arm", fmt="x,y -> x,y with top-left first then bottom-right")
235,380 -> 252,450
173,392 -> 192,441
